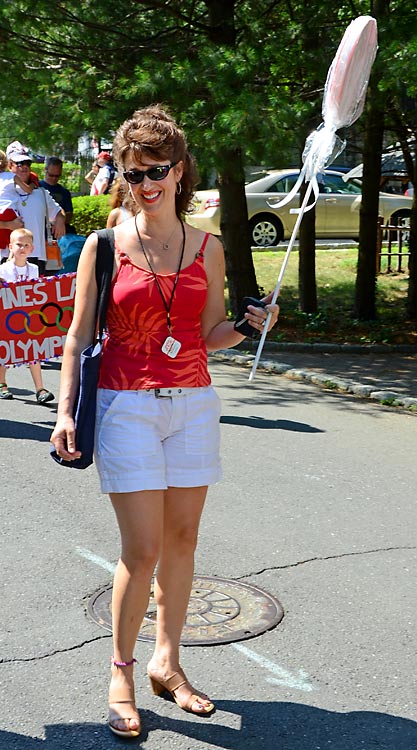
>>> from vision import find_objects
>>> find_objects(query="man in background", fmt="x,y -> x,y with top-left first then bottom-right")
4,145 -> 65,273
40,156 -> 74,232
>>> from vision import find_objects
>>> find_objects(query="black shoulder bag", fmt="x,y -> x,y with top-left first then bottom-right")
50,228 -> 115,469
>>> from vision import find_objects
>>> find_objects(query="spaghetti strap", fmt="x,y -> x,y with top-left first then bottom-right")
198,233 -> 210,256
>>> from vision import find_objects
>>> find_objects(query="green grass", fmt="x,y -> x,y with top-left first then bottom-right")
249,248 -> 417,345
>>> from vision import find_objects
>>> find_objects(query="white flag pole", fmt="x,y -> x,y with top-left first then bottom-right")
247,15 -> 378,383
248,180 -> 314,382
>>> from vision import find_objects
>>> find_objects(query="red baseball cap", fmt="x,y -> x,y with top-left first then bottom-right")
98,151 -> 111,160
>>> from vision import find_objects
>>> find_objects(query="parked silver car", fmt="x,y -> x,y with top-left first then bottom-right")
187,169 -> 412,246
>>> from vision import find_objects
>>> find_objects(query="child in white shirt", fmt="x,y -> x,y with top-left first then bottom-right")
0,228 -> 55,403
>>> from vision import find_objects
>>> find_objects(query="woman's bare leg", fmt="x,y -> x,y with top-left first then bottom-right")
147,485 -> 213,712
109,489 -> 164,732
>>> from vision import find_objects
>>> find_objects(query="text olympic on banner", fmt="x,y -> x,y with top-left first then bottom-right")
0,274 -> 76,366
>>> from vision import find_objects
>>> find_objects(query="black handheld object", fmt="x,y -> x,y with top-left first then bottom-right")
234,296 -> 266,339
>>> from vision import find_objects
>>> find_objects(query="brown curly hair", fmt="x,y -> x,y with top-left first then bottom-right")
112,105 -> 199,218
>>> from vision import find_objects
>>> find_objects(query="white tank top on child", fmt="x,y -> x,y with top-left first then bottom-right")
0,259 -> 39,282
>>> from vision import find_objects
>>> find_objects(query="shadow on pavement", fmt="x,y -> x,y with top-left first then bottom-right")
0,419 -> 55,441
151,701 -> 417,750
1,702 -> 416,750
40,361 -> 62,371
220,415 -> 324,432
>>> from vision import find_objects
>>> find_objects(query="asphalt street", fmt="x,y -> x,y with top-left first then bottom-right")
0,358 -> 416,749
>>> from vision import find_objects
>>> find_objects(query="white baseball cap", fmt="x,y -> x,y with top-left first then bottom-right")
6,140 -> 31,163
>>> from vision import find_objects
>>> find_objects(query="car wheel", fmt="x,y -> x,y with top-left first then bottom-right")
249,214 -> 284,247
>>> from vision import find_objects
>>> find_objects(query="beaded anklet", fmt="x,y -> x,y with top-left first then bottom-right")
111,656 -> 137,667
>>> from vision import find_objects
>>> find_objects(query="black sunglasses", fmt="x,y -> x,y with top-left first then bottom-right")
123,162 -> 177,185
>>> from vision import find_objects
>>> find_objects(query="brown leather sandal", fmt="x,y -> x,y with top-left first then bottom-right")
108,657 -> 141,738
148,668 -> 215,716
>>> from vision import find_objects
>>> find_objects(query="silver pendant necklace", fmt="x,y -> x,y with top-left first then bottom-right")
160,222 -> 179,250
142,221 -> 179,251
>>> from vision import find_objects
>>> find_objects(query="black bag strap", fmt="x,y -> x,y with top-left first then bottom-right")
94,228 -> 115,343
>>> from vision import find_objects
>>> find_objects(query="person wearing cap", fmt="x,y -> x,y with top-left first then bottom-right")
2,142 -> 66,273
0,147 -> 31,254
40,156 -> 74,232
92,151 -> 116,195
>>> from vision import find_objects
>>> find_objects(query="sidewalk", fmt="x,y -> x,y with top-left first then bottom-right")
210,342 -> 417,409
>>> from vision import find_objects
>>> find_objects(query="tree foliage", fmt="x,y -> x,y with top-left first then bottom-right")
1,0 -> 417,319
0,0 -> 335,309
376,0 -> 417,318
351,0 -> 417,320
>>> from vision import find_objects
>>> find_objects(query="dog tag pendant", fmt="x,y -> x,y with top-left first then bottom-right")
161,336 -> 181,359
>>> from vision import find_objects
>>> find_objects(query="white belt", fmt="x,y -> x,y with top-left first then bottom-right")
146,387 -> 206,398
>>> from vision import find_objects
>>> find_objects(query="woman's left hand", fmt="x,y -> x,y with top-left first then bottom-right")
246,297 -> 279,334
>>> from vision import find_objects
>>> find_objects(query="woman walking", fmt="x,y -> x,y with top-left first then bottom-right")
51,105 -> 278,738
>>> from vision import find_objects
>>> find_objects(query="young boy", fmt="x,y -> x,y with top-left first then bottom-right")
0,228 -> 55,403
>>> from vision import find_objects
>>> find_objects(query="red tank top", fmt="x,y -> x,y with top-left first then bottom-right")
98,233 -> 212,390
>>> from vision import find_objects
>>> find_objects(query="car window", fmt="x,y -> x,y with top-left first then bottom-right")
322,174 -> 362,194
268,175 -> 299,193
245,170 -> 269,184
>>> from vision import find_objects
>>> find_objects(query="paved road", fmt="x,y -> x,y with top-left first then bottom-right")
0,359 -> 416,749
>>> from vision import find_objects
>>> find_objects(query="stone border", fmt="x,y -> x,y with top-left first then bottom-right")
209,349 -> 417,411
237,341 -> 417,355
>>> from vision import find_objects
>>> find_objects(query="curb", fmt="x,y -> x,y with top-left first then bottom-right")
236,341 -> 417,355
209,349 -> 417,412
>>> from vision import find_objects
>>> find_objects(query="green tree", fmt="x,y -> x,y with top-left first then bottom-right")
354,67 -> 387,320
379,3 -> 417,319
354,0 -> 417,320
7,0 -> 417,326
0,1 -> 288,308
0,0 -> 326,311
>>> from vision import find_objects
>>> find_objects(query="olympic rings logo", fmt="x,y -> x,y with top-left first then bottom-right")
5,303 -> 74,336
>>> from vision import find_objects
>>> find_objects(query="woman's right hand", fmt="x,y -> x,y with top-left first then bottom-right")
50,415 -> 82,462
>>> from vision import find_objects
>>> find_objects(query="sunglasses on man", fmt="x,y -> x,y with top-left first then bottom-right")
123,162 -> 177,185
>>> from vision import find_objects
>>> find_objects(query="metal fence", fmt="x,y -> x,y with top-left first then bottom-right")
377,216 -> 410,273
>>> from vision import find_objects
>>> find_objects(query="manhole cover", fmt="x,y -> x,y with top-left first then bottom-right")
87,575 -> 284,645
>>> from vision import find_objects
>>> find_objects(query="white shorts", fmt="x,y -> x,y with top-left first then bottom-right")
95,386 -> 222,494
